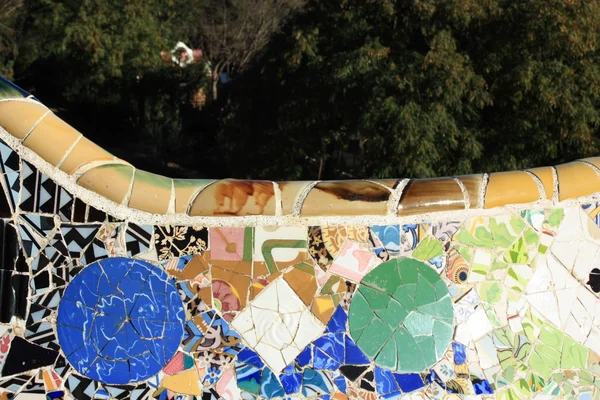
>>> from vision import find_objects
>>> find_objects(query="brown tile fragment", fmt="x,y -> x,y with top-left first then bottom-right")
484,171 -> 541,208
301,181 -> 390,216
397,178 -> 465,216
283,266 -> 318,306
0,100 -> 48,139
189,179 -> 276,216
555,162 -> 600,201
456,174 -> 484,208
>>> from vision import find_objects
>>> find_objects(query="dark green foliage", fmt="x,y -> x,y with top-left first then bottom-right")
3,0 -> 600,180
220,0 -> 600,179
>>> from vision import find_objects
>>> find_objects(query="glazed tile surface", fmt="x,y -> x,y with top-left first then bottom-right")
2,77 -> 600,399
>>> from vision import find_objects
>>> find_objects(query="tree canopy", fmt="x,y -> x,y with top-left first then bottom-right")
3,0 -> 600,180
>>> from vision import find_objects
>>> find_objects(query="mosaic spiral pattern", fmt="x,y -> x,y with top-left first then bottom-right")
56,258 -> 185,384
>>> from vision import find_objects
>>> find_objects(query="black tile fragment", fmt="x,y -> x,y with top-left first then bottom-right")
340,365 -> 368,382
87,205 -> 106,223
0,221 -> 19,271
0,269 -> 14,323
2,337 -> 58,376
72,198 -> 86,223
11,274 -> 29,319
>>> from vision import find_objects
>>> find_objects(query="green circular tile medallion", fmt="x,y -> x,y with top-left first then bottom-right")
349,257 -> 454,372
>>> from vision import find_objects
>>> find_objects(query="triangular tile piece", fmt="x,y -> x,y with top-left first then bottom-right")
53,355 -> 71,379
130,386 -> 153,400
30,269 -> 51,296
124,224 -> 153,256
27,303 -> 53,326
24,320 -> 58,350
57,187 -> 74,221
65,374 -> 97,400
18,223 -> 43,258
60,224 -> 100,258
38,174 -> 57,214
19,161 -> 39,212
30,252 -> 51,273
80,238 -> 108,265
3,171 -> 19,212
19,213 -> 56,239
0,140 -> 20,173
52,265 -> 82,287
31,285 -> 63,307
103,384 -> 136,399
43,235 -> 70,267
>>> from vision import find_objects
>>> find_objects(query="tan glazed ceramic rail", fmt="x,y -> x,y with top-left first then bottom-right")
0,77 -> 598,224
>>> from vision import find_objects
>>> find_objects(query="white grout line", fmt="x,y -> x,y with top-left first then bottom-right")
478,173 -> 489,209
525,170 -> 546,201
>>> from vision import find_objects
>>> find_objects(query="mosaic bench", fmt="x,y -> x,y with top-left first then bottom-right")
0,76 -> 599,399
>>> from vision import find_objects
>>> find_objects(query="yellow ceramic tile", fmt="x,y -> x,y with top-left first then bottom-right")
173,179 -> 214,214
311,295 -> 336,324
484,171 -> 541,209
189,179 -> 276,216
301,181 -> 390,216
278,181 -> 313,215
128,170 -> 173,214
283,267 -> 317,306
526,166 -> 554,200
23,112 -> 81,166
77,164 -> 134,204
582,157 -> 600,171
59,136 -> 115,175
161,369 -> 201,395
556,162 -> 600,201
397,178 -> 465,216
456,174 -> 484,208
0,100 -> 48,139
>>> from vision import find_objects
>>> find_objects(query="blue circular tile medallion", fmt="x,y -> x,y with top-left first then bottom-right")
56,257 -> 185,384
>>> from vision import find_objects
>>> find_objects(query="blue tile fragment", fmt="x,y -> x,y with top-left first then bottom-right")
237,365 -> 261,394
333,376 -> 347,394
314,334 -> 345,363
280,372 -> 303,395
325,306 -> 347,333
344,335 -> 370,364
302,369 -> 332,397
296,345 -> 312,367
452,342 -> 467,365
393,373 -> 425,393
375,366 -> 399,394
473,378 -> 493,394
313,347 -> 341,371
237,348 -> 264,368
371,225 -> 401,254
260,369 -> 285,398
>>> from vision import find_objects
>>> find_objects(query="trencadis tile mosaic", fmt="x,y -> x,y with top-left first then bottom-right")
1,76 -> 600,399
